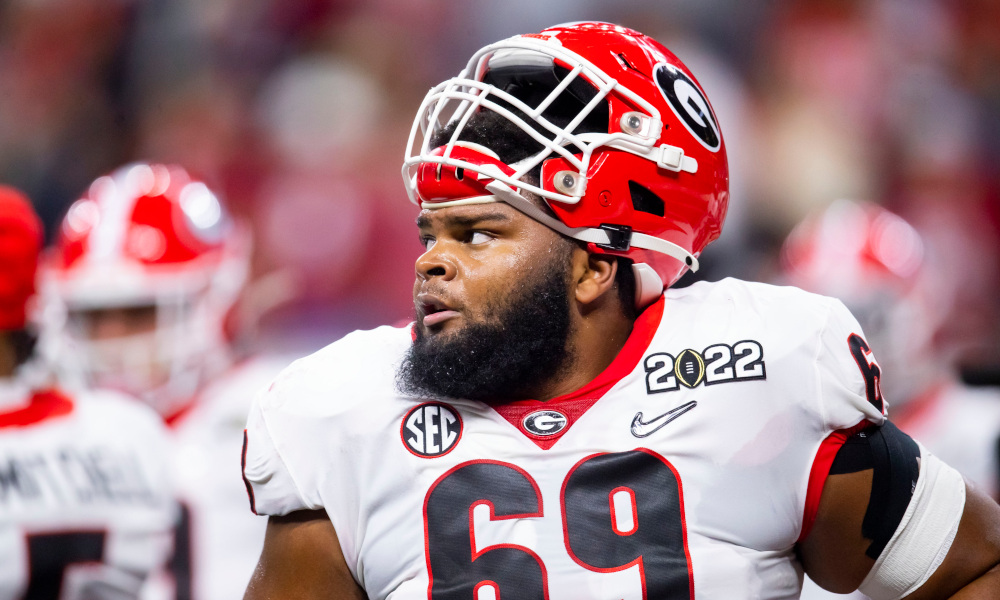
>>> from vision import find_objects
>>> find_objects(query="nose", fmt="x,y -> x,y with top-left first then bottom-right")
415,243 -> 457,282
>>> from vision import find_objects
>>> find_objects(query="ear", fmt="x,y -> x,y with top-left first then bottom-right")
572,249 -> 619,306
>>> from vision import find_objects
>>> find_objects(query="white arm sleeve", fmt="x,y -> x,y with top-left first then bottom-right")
858,445 -> 966,600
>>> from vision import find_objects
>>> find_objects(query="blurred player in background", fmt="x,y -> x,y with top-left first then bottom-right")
782,199 -> 1000,600
0,185 -> 175,599
37,164 -> 292,600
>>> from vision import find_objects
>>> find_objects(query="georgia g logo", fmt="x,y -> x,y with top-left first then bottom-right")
522,410 -> 568,437
401,402 -> 463,458
654,62 -> 721,152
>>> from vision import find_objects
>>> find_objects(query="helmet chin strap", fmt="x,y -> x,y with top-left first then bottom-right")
420,178 -> 697,309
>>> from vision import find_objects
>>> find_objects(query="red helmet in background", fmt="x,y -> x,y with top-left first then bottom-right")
39,163 -> 249,416
0,186 -> 43,332
781,199 -> 941,403
781,199 -> 924,299
403,22 -> 729,307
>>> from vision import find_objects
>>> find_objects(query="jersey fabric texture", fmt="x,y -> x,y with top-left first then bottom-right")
0,376 -> 175,600
243,278 -> 892,600
146,354 -> 292,600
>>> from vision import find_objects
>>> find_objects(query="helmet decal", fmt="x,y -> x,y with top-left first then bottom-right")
654,62 -> 721,152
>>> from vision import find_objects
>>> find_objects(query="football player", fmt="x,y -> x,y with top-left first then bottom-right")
241,22 -> 1000,599
0,185 -> 175,599
37,164 -> 291,600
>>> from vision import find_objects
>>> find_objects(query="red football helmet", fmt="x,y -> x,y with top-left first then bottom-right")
0,185 -> 43,332
39,163 -> 249,416
781,199 -> 942,403
403,22 -> 729,307
781,199 -> 924,301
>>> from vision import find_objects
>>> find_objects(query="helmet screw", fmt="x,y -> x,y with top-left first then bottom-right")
599,191 -> 612,207
620,111 -> 650,136
553,170 -> 587,196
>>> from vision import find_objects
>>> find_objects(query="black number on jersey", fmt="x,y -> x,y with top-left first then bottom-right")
563,450 -> 692,598
25,531 -> 105,600
425,461 -> 546,600
169,503 -> 194,600
423,451 -> 693,599
848,333 -> 883,412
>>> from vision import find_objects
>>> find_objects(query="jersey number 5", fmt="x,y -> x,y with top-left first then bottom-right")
423,449 -> 693,600
25,532 -> 104,600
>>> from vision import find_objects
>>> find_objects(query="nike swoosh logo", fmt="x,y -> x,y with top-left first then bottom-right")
631,400 -> 698,438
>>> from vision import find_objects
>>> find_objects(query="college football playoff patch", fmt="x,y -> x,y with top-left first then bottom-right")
644,340 -> 766,394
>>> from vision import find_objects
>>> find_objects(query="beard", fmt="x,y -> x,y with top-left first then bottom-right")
396,254 -> 575,404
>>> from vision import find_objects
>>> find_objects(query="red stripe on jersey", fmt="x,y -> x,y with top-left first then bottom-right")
0,389 -> 74,428
491,295 -> 665,450
798,419 -> 872,542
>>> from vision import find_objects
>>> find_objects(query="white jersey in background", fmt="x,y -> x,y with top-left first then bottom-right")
158,354 -> 292,600
0,375 -> 175,600
243,279 -> 932,600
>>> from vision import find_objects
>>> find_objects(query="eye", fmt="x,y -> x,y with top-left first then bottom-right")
468,231 -> 492,245
420,236 -> 436,251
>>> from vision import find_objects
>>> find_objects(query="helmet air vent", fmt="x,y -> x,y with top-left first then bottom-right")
628,181 -> 664,217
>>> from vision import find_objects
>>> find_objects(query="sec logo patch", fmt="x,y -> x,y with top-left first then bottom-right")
401,402 -> 462,457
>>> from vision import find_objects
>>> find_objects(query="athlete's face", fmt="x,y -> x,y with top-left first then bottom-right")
400,201 -> 578,402
67,304 -> 172,394
412,201 -> 572,338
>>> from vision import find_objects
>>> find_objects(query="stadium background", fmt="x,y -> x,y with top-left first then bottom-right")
2,0 -> 998,380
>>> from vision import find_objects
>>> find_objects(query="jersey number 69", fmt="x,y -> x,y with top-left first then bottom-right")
423,449 -> 693,600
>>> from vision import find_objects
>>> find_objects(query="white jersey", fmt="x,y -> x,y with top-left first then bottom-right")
0,375 -> 175,600
159,354 -> 292,600
243,279 -> 891,600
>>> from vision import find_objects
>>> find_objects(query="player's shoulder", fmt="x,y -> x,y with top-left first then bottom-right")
659,278 -> 862,370
191,352 -> 298,415
38,385 -> 170,443
256,323 -> 413,416
667,276 -> 838,310
665,277 -> 849,331
71,386 -> 164,426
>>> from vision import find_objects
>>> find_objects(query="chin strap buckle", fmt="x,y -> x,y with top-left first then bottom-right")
596,224 -> 633,251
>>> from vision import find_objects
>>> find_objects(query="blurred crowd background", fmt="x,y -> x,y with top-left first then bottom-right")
2,0 -> 998,377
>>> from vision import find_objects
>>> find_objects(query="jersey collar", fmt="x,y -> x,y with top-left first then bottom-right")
490,295 -> 665,449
